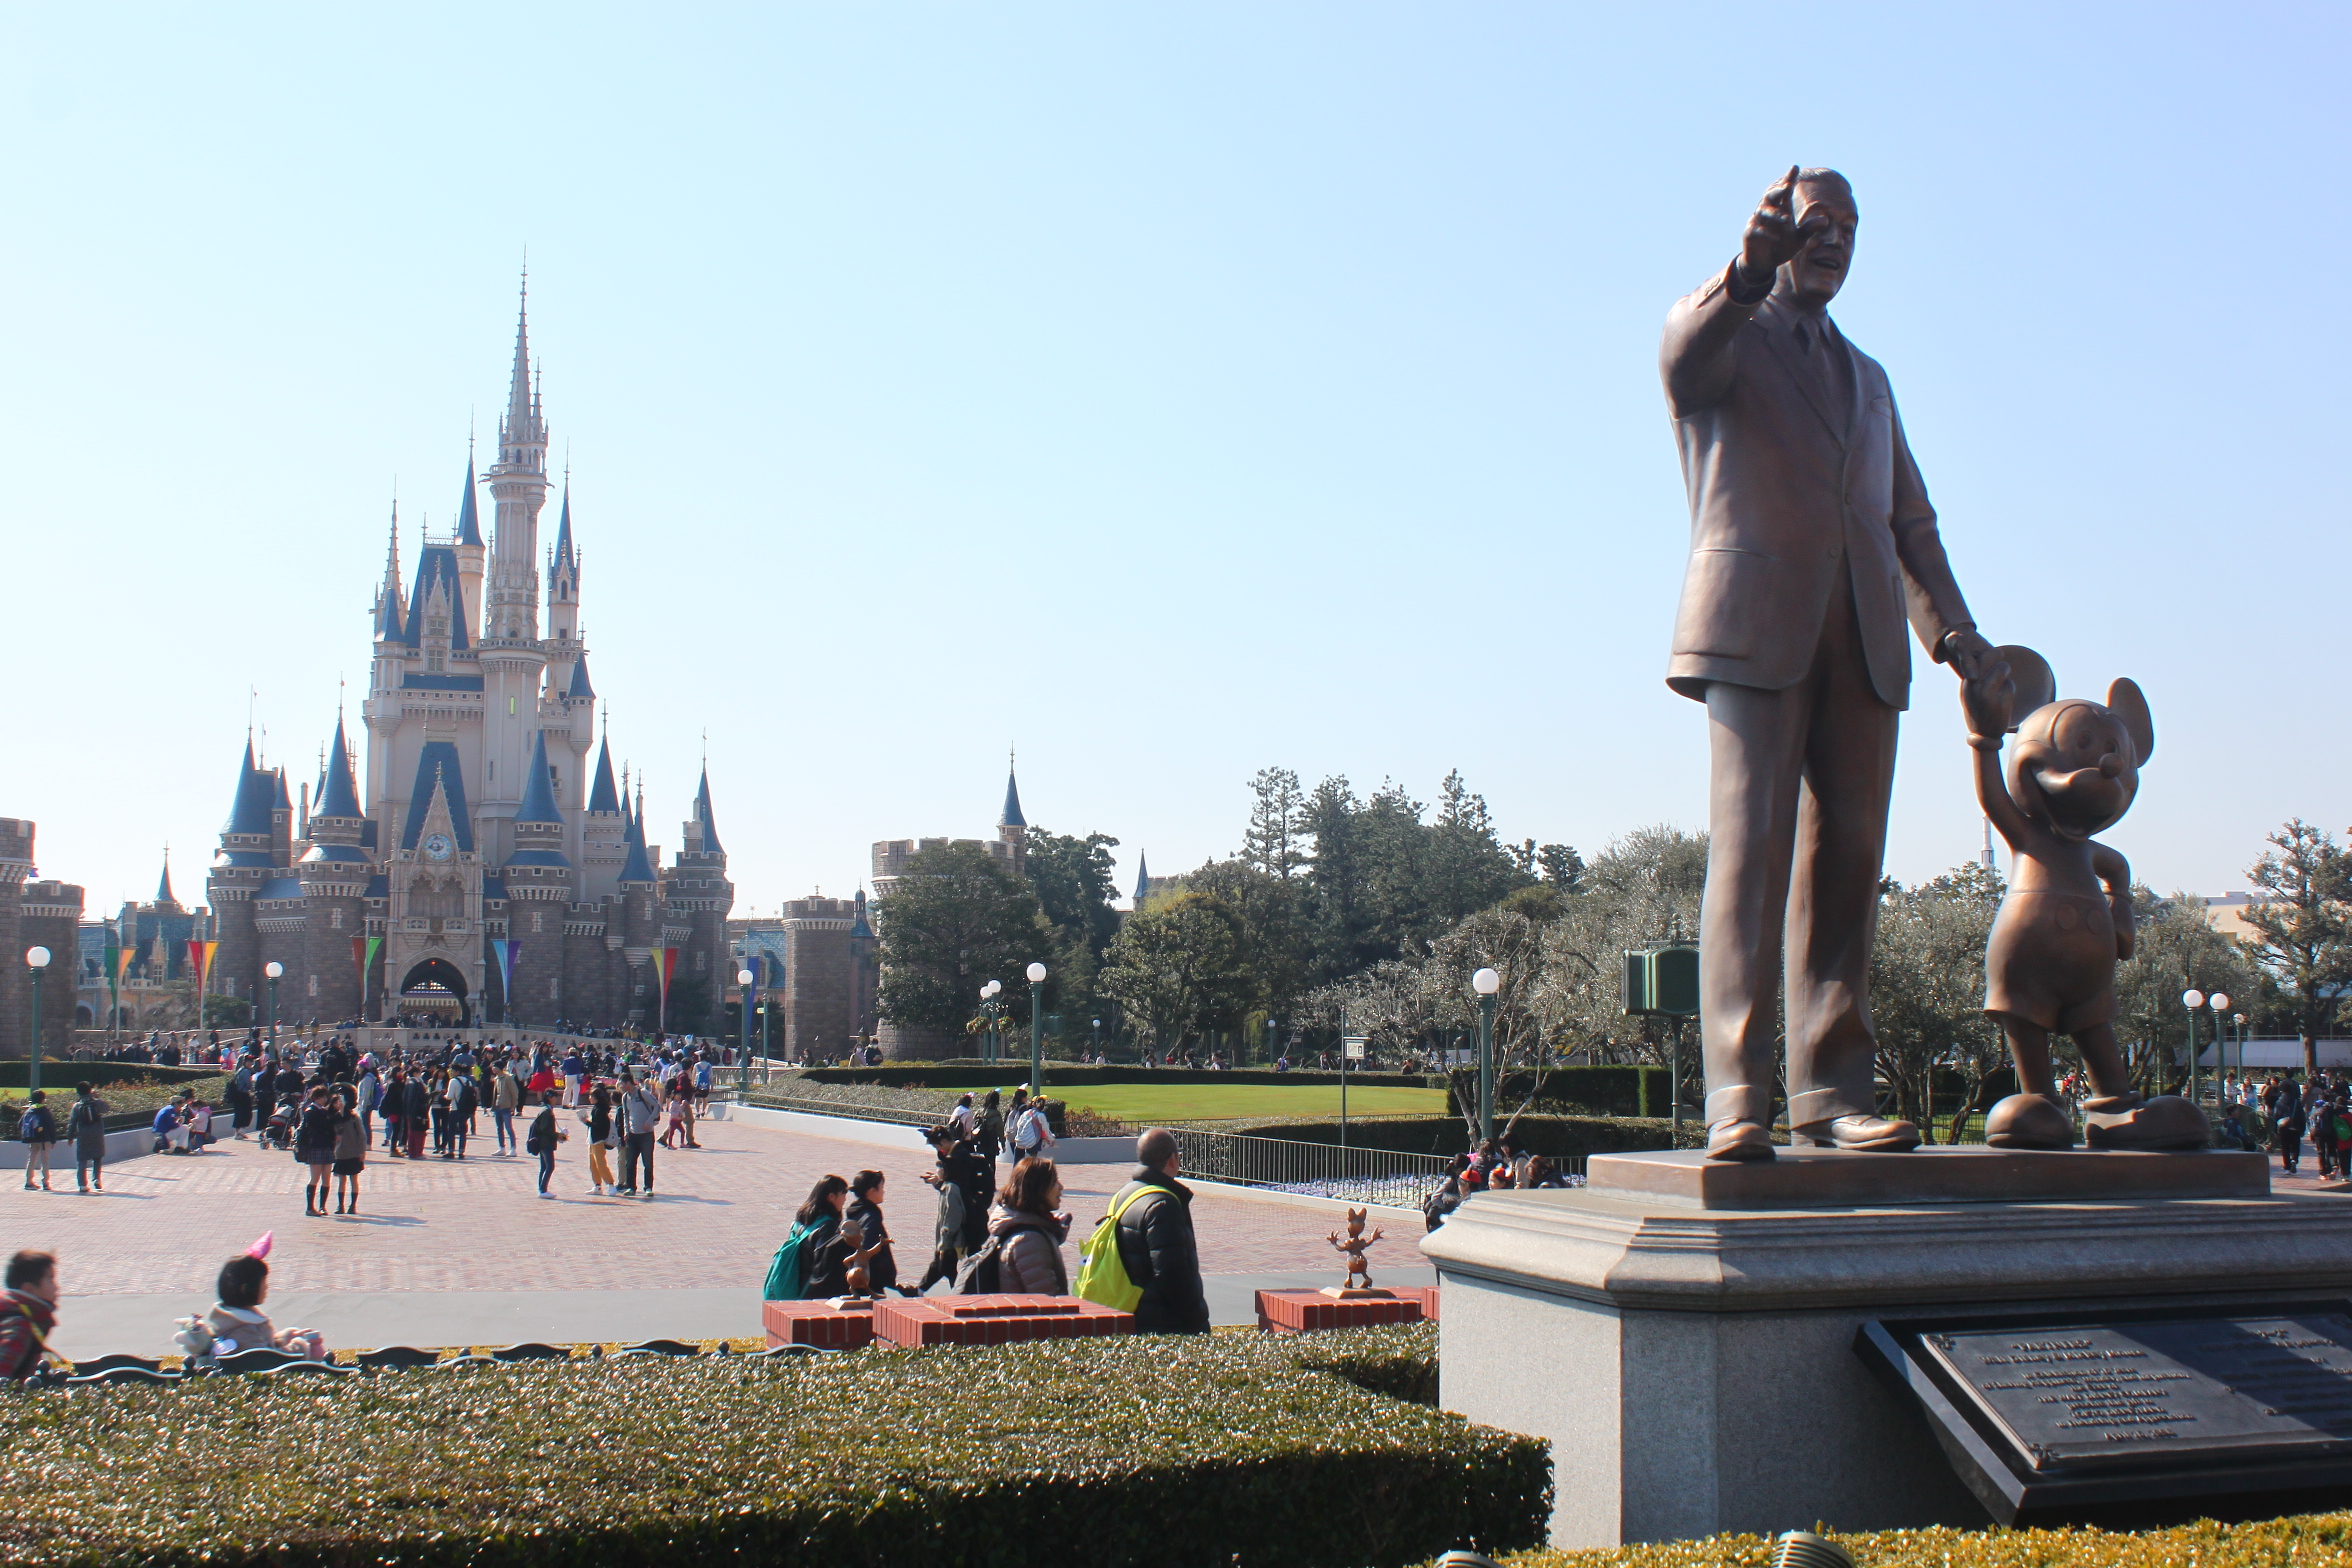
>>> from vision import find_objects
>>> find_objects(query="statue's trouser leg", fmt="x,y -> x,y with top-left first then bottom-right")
1701,580 -> 1897,1132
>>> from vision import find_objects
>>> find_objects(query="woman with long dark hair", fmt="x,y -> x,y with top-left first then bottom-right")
761,1175 -> 853,1301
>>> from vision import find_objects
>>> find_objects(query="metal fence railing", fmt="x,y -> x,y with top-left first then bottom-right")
1167,1128 -> 1452,1210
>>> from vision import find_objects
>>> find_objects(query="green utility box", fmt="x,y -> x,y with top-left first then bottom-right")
1622,944 -> 1700,1018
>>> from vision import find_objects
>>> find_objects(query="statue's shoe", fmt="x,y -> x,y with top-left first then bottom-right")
1797,1113 -> 1922,1152
1983,1093 -> 2078,1149
1705,1119 -> 1775,1162
2084,1094 -> 2211,1151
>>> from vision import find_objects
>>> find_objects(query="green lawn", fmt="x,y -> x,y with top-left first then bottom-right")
1042,1081 -> 1449,1124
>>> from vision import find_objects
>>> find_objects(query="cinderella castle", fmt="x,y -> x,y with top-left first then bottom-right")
206,288 -> 734,1031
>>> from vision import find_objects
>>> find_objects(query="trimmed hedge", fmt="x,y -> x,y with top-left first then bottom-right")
1200,1112 -> 1708,1158
1445,1066 -> 1675,1120
0,1075 -> 231,1133
0,1061 -> 222,1091
802,1061 -> 1441,1092
1,1324 -> 1544,1568
1478,1512 -> 2352,1566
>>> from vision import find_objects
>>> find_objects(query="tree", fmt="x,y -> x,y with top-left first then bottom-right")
1024,826 -> 1123,1035
1867,865 -> 2003,1138
1537,843 -> 1586,893
872,842 -> 1049,1039
1184,856 -> 1311,1036
2114,887 -> 2262,1092
2238,819 -> 2352,1080
1527,826 -> 1708,1083
1099,890 -> 1256,1060
1242,767 -> 1306,880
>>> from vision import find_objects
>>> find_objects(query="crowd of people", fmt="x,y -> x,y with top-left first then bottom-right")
2203,1071 -> 2352,1177
760,1123 -> 1212,1335
18,1028 -> 729,1210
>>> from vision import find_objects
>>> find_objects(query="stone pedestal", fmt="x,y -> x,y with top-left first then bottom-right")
762,1299 -> 875,1350
1254,1288 -> 1426,1334
1422,1149 -> 2352,1549
872,1294 -> 1133,1348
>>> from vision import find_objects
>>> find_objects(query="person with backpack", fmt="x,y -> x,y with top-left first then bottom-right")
0,1250 -> 61,1379
525,1092 -> 566,1198
988,1157 -> 1071,1295
18,1091 -> 58,1192
67,1083 -> 109,1194
1078,1128 -> 1209,1334
1007,1090 -> 1054,1166
762,1175 -> 850,1301
617,1068 -> 661,1199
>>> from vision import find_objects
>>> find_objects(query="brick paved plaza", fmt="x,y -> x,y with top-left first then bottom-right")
3,1113 -> 1429,1357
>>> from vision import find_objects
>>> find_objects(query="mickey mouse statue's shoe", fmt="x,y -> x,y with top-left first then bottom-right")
1797,1113 -> 1922,1151
2083,1092 -> 2209,1151
1984,1092 -> 2079,1149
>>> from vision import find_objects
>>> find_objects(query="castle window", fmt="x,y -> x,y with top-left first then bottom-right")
330,909 -> 344,929
307,974 -> 318,996
550,977 -> 560,999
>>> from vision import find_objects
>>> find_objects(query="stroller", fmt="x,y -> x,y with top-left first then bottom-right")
260,1095 -> 301,1152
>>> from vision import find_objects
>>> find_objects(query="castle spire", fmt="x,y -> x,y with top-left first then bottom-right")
375,500 -> 405,637
516,729 -> 563,825
157,848 -> 176,907
1000,748 -> 1026,829
455,455 -> 482,546
618,797 -> 656,886
694,765 -> 723,854
587,735 -> 620,814
316,712 -> 363,820
506,271 -> 533,444
552,482 -> 574,568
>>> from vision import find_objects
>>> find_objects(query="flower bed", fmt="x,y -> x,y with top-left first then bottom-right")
2,1323 -> 1542,1568
1478,1513 -> 2352,1566
0,1075 -> 230,1133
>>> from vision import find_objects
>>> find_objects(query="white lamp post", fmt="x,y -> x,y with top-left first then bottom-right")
1026,962 -> 1048,1092
2182,989 -> 2205,1104
1472,968 -> 1502,1144
25,946 -> 51,1094
264,960 -> 285,1052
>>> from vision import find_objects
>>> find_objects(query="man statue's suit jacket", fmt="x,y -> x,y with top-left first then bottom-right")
1659,264 -> 1973,708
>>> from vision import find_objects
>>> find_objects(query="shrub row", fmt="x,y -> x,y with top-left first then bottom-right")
1193,1112 -> 1707,1158
0,1075 -> 230,1133
1478,1512 -> 2352,1567
1443,1066 -> 1676,1120
0,1323 -> 1546,1568
0,1061 -> 222,1091
801,1061 -> 1441,1092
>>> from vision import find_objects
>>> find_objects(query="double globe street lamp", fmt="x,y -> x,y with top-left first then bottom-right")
2182,988 -> 2231,1112
979,979 -> 1004,1066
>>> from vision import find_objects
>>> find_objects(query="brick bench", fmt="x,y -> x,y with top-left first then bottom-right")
874,1294 -> 1133,1348
1254,1288 -> 1427,1334
762,1299 -> 876,1351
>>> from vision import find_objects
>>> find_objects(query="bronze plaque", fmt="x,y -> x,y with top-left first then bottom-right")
1921,1311 -> 2352,1473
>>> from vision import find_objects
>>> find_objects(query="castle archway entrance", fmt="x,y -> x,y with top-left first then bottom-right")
398,958 -> 471,1025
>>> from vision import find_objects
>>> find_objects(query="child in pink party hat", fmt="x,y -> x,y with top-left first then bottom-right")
172,1233 -> 326,1363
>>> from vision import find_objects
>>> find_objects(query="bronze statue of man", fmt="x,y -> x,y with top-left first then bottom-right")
1660,167 -> 1996,1162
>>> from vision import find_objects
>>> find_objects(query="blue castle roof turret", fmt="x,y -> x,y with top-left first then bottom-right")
517,730 -> 564,825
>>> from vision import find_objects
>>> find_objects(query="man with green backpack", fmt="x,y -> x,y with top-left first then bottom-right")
1075,1128 -> 1209,1333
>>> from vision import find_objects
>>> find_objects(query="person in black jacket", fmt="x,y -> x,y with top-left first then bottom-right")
294,1087 -> 340,1216
844,1169 -> 914,1297
1110,1128 -> 1210,1334
795,1176 -> 854,1300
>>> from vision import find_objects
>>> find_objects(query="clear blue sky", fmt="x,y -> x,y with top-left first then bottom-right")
4,4 -> 2345,920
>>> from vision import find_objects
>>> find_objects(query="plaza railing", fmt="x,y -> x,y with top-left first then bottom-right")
1165,1128 -> 1453,1209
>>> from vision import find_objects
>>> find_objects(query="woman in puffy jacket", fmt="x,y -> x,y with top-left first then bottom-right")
987,1156 -> 1071,1295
